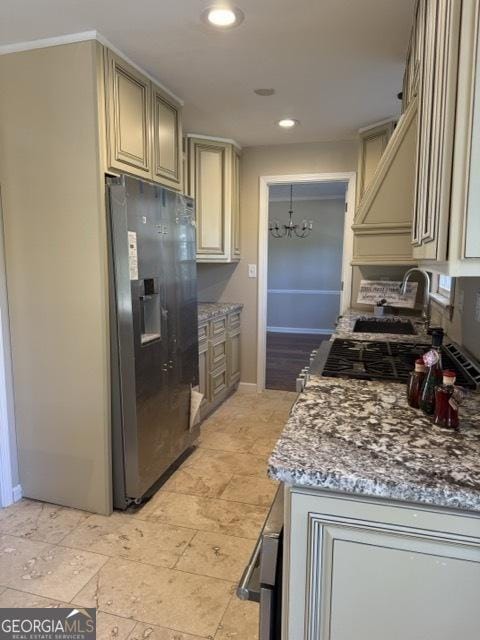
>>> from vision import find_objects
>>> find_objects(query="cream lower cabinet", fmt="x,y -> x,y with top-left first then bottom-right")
198,310 -> 241,418
105,49 -> 183,191
187,135 -> 241,263
284,487 -> 480,640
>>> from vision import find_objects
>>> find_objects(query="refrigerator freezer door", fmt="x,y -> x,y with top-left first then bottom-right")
108,176 -> 198,508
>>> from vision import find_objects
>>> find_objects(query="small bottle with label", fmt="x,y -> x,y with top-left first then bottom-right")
420,332 -> 444,415
407,358 -> 426,408
434,371 -> 460,430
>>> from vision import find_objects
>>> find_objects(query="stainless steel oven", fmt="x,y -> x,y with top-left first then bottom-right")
237,485 -> 284,640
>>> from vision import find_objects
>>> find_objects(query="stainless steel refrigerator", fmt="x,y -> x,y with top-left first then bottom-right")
107,175 -> 199,510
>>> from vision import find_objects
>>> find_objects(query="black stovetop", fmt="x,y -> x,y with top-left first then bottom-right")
322,339 -> 477,389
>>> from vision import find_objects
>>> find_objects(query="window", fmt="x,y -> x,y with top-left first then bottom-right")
438,274 -> 453,297
431,273 -> 455,307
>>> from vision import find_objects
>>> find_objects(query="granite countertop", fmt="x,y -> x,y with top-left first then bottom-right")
334,309 -> 430,343
269,375 -> 480,512
198,302 -> 243,322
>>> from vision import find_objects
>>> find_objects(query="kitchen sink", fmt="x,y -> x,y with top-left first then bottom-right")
353,318 -> 417,335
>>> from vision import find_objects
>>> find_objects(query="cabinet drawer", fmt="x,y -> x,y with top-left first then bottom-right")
210,315 -> 227,338
228,310 -> 241,331
210,366 -> 227,401
198,322 -> 208,345
210,336 -> 227,370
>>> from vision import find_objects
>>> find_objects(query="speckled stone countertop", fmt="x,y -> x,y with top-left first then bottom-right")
198,302 -> 243,322
334,309 -> 430,343
269,375 -> 480,512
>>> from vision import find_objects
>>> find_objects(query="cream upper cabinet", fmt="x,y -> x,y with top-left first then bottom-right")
105,49 -> 183,191
357,120 -> 395,204
105,50 -> 152,178
410,0 -> 480,275
352,99 -> 418,266
187,135 -> 241,263
152,84 -> 183,190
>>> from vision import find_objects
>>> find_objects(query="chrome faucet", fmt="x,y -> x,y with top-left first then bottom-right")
400,268 -> 431,329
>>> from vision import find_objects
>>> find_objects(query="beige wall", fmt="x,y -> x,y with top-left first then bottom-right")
198,140 -> 358,383
0,42 -> 111,513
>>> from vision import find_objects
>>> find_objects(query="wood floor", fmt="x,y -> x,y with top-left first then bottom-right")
266,332 -> 331,391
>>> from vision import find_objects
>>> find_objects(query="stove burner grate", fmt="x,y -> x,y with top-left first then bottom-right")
322,339 -> 476,389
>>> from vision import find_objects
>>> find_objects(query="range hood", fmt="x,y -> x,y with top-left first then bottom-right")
352,96 -> 418,266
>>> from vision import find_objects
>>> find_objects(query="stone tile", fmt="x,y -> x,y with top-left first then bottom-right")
74,557 -> 232,638
175,531 -> 255,582
61,513 -> 194,568
198,431 -> 255,453
127,621 -> 203,640
0,588 -> 64,608
214,597 -> 259,640
159,467 -> 233,499
0,499 -> 89,544
220,476 -> 278,507
0,591 -> 135,640
97,612 -> 137,640
137,492 -> 267,539
186,450 -> 269,479
249,435 -> 280,457
0,534 -> 108,601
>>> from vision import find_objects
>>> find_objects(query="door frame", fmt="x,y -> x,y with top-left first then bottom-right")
0,189 -> 17,507
256,172 -> 356,392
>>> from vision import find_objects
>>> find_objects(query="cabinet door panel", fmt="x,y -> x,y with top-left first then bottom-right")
195,145 -> 226,256
227,330 -> 241,386
232,149 -> 241,259
198,346 -> 209,406
464,0 -> 480,258
152,88 -> 182,190
210,367 -> 227,401
326,533 -> 480,640
106,51 -> 151,176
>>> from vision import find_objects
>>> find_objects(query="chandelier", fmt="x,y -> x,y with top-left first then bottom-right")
269,184 -> 313,238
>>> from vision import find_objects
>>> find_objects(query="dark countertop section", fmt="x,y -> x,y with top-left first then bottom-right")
268,307 -> 480,513
269,375 -> 480,512
198,302 -> 243,323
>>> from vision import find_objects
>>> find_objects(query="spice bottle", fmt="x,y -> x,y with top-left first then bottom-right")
419,331 -> 444,415
407,358 -> 426,408
434,371 -> 459,430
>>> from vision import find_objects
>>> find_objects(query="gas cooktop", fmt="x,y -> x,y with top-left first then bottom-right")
321,339 -> 478,389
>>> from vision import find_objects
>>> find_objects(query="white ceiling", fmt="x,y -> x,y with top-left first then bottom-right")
0,0 -> 416,147
270,181 -> 347,201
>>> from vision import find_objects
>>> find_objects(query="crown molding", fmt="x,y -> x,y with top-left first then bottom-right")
186,133 -> 242,151
0,30 -> 184,106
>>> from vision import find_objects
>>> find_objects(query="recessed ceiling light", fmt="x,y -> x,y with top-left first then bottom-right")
277,118 -> 299,128
254,88 -> 275,96
202,6 -> 245,28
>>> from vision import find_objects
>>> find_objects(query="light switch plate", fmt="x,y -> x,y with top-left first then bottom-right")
475,291 -> 480,322
248,264 -> 257,278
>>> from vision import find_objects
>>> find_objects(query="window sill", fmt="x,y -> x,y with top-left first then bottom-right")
430,292 -> 453,309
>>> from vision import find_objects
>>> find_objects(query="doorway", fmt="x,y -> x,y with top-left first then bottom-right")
257,172 -> 356,392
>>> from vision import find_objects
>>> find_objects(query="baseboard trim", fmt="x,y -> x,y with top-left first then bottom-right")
238,382 -> 258,393
267,326 -> 333,335
12,484 -> 22,503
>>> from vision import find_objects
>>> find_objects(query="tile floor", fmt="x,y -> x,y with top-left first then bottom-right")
0,389 -> 297,640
